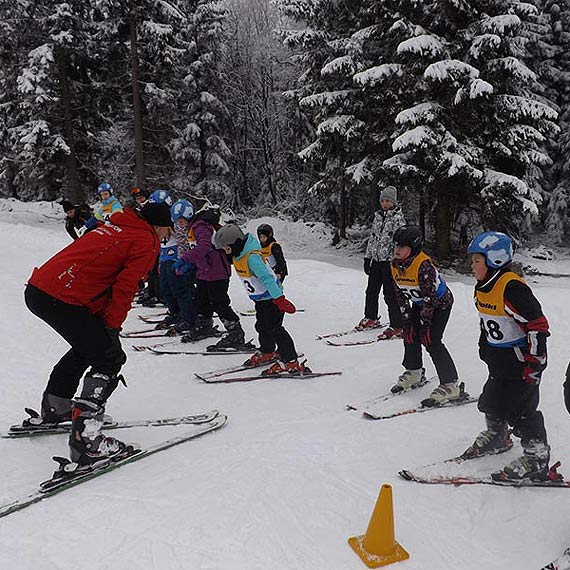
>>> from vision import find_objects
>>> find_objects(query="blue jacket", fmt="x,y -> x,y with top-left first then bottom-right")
234,234 -> 283,301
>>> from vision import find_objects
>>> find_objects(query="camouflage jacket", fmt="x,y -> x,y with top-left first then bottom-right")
365,206 -> 406,262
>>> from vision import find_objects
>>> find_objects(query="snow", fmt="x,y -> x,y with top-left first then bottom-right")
397,35 -> 446,58
395,102 -> 443,127
353,64 -> 405,87
2,201 -> 570,569
392,126 -> 438,153
424,60 -> 479,82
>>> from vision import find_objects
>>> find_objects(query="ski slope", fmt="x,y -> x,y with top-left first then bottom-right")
1,204 -> 569,570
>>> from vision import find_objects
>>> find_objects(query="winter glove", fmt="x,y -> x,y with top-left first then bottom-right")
104,327 -> 126,371
419,305 -> 434,347
522,352 -> 547,385
364,258 -> 371,276
173,258 -> 194,276
273,295 -> 296,314
83,216 -> 98,230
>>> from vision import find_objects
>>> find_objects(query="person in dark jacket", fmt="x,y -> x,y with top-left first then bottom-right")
60,200 -> 94,241
22,203 -> 171,467
256,224 -> 288,282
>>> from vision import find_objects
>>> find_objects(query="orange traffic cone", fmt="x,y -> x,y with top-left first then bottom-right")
348,484 -> 409,568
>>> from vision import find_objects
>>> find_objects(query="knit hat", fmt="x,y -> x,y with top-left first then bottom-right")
140,202 -> 172,227
380,185 -> 397,204
59,200 -> 75,213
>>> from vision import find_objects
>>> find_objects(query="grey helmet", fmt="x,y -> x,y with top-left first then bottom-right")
213,223 -> 246,250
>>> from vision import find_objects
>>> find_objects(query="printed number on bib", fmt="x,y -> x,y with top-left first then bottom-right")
243,280 -> 256,294
480,318 -> 504,341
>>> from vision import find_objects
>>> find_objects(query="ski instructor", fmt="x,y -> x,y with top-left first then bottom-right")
23,202 -> 172,467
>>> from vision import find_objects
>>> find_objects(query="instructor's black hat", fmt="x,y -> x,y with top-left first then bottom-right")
140,202 -> 172,227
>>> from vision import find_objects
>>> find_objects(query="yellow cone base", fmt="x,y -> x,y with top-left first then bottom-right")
348,534 -> 410,568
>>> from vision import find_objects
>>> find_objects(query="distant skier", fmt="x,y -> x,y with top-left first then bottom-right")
463,231 -> 551,482
59,199 -> 94,240
22,203 -> 172,466
257,223 -> 288,282
174,201 -> 246,349
94,182 -> 123,222
130,187 -> 149,210
390,225 -> 463,407
358,185 -> 406,338
213,223 -> 310,374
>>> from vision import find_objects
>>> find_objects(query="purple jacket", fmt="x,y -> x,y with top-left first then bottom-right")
180,219 -> 231,281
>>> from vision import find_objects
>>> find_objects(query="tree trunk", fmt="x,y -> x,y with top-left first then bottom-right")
435,182 -> 451,259
54,47 -> 81,204
339,182 -> 347,239
129,0 -> 145,187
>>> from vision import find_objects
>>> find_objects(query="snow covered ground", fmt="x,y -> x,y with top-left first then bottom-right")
1,199 -> 570,570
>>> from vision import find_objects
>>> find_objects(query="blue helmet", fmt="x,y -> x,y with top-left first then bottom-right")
149,189 -> 173,206
97,182 -> 113,195
467,231 -> 513,269
171,199 -> 194,222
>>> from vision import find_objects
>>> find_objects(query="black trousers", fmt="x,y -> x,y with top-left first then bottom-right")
403,305 -> 458,384
195,279 -> 239,324
24,285 -> 126,399
255,300 -> 297,362
478,344 -> 547,443
365,260 -> 402,327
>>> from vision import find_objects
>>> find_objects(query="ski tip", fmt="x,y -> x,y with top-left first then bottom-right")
398,470 -> 413,481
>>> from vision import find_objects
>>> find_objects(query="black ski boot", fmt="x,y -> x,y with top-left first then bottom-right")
208,319 -> 246,351
69,373 -> 132,466
461,417 -> 513,459
40,392 -> 72,424
181,318 -> 221,343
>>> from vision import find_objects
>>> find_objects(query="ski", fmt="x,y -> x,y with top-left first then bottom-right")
131,340 -> 181,352
346,377 -> 434,411
121,329 -> 175,338
146,347 -> 256,356
316,322 -> 387,340
199,371 -> 342,384
363,391 -> 477,420
195,353 -> 304,380
137,314 -> 167,324
239,308 -> 305,317
540,549 -> 570,570
326,334 -> 399,347
398,465 -> 570,488
0,415 -> 228,519
3,410 -> 220,438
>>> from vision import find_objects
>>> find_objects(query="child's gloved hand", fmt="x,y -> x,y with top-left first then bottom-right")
522,352 -> 547,385
273,296 -> 296,314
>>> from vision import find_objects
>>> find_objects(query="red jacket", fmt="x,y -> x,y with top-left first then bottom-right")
29,208 -> 159,329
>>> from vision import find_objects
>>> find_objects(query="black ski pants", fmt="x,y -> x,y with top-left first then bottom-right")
255,299 -> 297,362
403,305 -> 458,384
365,260 -> 402,328
195,279 -> 239,325
24,285 -> 126,399
478,344 -> 547,443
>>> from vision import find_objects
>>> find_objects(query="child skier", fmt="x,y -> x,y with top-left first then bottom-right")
94,182 -> 123,222
213,224 -> 310,375
257,223 -> 288,282
390,225 -> 462,407
174,202 -> 246,349
463,231 -> 551,482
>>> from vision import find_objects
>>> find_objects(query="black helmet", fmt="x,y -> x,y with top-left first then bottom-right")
257,223 -> 274,238
393,225 -> 423,256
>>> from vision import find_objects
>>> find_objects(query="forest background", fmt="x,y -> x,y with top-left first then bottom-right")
1,0 -> 569,259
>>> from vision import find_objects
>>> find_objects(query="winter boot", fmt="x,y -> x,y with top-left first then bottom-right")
421,381 -> 463,408
69,373 -> 130,466
40,393 -> 72,424
211,320 -> 246,350
181,318 -> 220,343
391,368 -> 426,394
461,417 -> 513,459
262,359 -> 312,376
492,439 -> 551,482
242,351 -> 279,368
377,327 -> 403,341
355,318 -> 382,331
